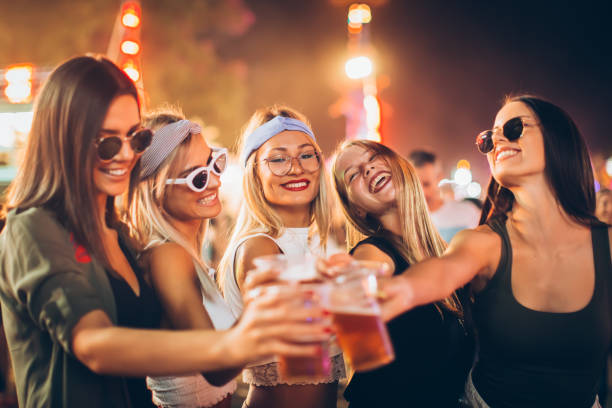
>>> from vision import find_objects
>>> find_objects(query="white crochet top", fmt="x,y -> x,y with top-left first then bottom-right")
221,228 -> 346,386
147,262 -> 237,407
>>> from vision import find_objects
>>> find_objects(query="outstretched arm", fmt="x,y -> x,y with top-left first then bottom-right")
71,282 -> 331,377
379,227 -> 500,321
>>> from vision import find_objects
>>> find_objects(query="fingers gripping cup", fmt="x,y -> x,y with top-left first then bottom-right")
329,263 -> 395,372
278,283 -> 332,382
252,254 -> 320,282
252,254 -> 331,382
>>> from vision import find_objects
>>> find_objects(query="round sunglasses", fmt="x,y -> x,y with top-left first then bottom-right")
166,147 -> 228,192
95,128 -> 153,161
476,117 -> 534,154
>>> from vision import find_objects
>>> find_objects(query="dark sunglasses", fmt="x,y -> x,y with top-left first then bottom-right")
95,128 -> 153,161
476,117 -> 528,154
166,148 -> 228,192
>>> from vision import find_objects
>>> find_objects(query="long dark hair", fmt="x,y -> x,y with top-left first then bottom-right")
2,55 -> 140,267
480,95 -> 602,227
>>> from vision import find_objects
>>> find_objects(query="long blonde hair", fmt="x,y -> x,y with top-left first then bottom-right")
332,140 -> 462,316
126,108 -> 208,270
217,105 -> 331,292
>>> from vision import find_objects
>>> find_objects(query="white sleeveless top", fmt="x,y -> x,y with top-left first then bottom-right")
222,228 -> 346,386
147,261 -> 237,407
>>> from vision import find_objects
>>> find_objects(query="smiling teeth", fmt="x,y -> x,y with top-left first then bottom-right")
106,168 -> 127,176
285,182 -> 307,188
496,150 -> 519,161
198,193 -> 217,204
370,174 -> 387,191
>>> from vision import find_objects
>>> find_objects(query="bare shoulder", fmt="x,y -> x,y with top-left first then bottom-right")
234,235 -> 281,289
449,224 -> 499,249
446,225 -> 502,280
352,243 -> 396,274
149,242 -> 195,280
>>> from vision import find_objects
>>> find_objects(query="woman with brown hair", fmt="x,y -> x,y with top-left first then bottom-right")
332,139 -> 474,407
379,95 -> 612,407
0,55 -> 331,408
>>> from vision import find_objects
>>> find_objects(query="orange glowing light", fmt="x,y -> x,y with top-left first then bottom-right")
4,64 -> 33,103
348,4 -> 371,24
121,3 -> 141,28
122,61 -> 140,82
457,159 -> 471,170
121,40 -> 140,55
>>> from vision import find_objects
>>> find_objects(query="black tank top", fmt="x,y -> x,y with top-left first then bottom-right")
107,238 -> 162,408
344,235 -> 475,407
472,218 -> 612,408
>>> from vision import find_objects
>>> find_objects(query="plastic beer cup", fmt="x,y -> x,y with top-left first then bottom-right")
329,262 -> 395,372
251,254 -> 331,382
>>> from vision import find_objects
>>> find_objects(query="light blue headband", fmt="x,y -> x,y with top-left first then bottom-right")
241,116 -> 316,166
140,119 -> 202,179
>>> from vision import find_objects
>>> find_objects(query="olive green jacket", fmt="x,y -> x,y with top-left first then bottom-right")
0,207 -> 131,407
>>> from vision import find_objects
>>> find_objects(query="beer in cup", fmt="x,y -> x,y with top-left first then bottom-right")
251,254 -> 331,382
329,263 -> 394,372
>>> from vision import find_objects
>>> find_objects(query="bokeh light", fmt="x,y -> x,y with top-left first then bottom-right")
345,56 -> 373,79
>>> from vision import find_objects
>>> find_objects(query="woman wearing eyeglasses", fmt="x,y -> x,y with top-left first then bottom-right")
218,105 -> 345,408
126,109 -> 239,408
331,139 -> 475,407
377,95 -> 611,408
0,56 -> 332,408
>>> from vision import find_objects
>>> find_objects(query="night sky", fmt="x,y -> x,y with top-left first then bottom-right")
226,0 -> 612,183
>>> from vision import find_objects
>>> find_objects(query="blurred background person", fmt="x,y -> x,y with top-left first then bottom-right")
409,150 -> 480,242
596,188 -> 612,225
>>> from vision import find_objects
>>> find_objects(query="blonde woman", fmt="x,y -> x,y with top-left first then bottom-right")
218,105 -> 345,408
127,109 -> 326,408
332,140 -> 474,407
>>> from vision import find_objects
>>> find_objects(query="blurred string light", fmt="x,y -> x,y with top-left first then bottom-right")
606,157 -> 612,177
122,61 -> 140,82
120,40 -> 140,55
363,95 -> 381,140
348,4 -> 371,24
347,3 -> 371,33
0,112 -> 33,149
121,3 -> 141,28
457,159 -> 470,170
467,181 -> 482,198
345,56 -> 373,79
4,64 -> 33,104
453,168 -> 472,186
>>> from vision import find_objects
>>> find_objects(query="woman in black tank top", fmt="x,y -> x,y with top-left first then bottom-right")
374,95 -> 612,408
332,140 -> 475,407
